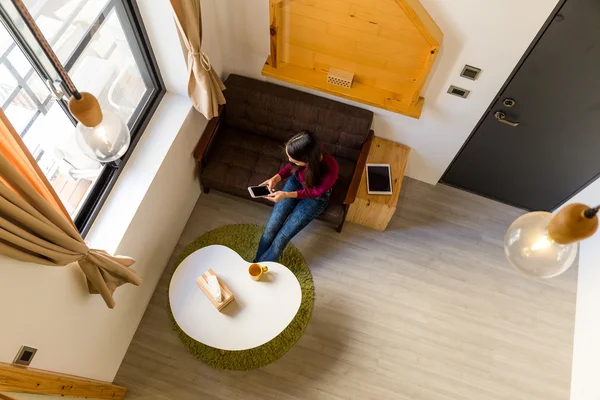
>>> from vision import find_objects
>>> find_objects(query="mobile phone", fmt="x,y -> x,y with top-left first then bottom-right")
248,185 -> 272,198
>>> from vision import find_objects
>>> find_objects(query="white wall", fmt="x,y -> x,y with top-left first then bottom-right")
137,0 -> 224,95
212,0 -> 560,184
0,98 -> 205,381
569,177 -> 600,400
0,0 -> 217,382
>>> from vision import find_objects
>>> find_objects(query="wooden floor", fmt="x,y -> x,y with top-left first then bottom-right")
114,178 -> 577,400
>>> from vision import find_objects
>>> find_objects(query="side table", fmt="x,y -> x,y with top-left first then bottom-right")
346,137 -> 411,231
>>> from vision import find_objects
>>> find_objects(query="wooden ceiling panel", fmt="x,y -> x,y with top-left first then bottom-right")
263,0 -> 442,119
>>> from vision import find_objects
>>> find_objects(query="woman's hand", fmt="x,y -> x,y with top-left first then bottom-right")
260,174 -> 282,192
266,191 -> 297,203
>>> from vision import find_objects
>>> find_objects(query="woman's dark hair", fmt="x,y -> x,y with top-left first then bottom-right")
286,130 -> 322,188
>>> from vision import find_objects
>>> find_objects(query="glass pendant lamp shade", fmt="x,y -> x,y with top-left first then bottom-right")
69,92 -> 130,163
504,204 -> 598,279
504,212 -> 578,278
74,109 -> 130,163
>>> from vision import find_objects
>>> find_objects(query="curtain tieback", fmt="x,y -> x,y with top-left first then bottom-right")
189,50 -> 212,72
78,250 -> 91,261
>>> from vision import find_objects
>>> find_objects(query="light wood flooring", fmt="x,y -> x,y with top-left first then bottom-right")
114,178 -> 577,400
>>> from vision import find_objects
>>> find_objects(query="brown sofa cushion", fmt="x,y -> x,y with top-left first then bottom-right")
223,75 -> 373,162
202,126 -> 287,193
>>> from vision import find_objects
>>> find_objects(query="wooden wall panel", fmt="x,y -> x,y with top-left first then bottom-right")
288,27 -> 357,55
379,26 -> 430,43
349,3 -> 410,23
283,44 -> 316,69
313,52 -> 358,74
354,34 -> 429,60
288,3 -> 380,34
264,0 -> 442,118
289,13 -> 327,33
346,0 -> 409,14
295,0 -> 351,13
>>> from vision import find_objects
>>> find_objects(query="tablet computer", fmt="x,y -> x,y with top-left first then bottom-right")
366,164 -> 392,195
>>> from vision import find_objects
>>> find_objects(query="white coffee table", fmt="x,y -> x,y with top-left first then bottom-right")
169,245 -> 302,351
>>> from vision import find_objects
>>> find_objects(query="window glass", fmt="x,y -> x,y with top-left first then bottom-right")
0,0 -> 159,219
70,9 -> 149,124
25,0 -> 111,63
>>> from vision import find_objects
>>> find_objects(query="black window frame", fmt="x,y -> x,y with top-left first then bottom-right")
0,0 -> 165,237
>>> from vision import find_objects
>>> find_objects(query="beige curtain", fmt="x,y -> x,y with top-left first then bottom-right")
170,0 -> 226,119
0,110 -> 141,309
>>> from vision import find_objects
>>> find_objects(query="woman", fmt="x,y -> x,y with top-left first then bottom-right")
255,130 -> 339,263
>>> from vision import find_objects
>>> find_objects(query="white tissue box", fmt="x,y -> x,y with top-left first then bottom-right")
196,269 -> 235,311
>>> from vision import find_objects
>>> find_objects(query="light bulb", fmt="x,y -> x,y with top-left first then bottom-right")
74,110 -> 130,163
504,212 -> 578,278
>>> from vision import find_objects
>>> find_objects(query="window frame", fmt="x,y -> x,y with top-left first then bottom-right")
0,0 -> 166,236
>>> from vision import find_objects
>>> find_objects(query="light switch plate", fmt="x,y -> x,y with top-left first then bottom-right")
13,345 -> 37,366
460,65 -> 482,81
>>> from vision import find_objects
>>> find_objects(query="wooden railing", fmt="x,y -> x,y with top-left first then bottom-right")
0,362 -> 126,399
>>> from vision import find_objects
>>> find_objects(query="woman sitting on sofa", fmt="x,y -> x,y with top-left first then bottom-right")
255,130 -> 339,263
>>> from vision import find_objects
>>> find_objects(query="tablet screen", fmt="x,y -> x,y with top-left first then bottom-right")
367,165 -> 391,193
250,186 -> 271,197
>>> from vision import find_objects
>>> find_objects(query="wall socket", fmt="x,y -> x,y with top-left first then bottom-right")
13,345 -> 37,366
447,85 -> 470,99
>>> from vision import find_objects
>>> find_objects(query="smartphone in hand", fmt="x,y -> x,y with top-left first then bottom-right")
248,185 -> 272,198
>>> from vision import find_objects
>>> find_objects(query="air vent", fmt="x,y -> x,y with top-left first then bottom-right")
447,85 -> 470,99
14,345 -> 37,366
327,68 -> 354,88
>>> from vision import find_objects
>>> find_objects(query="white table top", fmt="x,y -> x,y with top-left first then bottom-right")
169,245 -> 302,351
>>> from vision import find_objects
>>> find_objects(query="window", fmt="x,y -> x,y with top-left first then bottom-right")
0,0 -> 164,235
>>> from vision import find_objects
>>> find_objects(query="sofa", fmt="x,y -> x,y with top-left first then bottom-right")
194,74 -> 374,232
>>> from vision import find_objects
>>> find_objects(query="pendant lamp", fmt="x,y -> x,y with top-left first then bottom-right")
504,204 -> 599,278
13,0 -> 130,163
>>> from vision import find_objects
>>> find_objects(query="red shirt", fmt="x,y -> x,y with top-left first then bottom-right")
277,152 -> 339,199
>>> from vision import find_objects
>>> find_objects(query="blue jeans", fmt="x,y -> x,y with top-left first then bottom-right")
255,174 -> 330,263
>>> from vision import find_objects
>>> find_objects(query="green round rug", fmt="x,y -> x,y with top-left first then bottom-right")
168,224 -> 314,370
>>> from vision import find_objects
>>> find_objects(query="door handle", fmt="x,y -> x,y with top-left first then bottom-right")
494,111 -> 519,127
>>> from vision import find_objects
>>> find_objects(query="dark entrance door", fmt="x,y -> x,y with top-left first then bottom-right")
441,0 -> 600,211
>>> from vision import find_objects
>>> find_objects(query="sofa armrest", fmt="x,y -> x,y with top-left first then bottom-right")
344,130 -> 374,205
193,105 -> 225,170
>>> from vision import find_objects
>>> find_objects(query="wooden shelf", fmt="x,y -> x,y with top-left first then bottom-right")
262,61 -> 424,119
262,0 -> 442,119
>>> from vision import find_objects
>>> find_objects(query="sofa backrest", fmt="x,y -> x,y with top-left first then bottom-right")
223,75 -> 373,162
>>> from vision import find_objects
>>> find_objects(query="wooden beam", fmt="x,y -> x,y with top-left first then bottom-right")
269,0 -> 283,67
396,0 -> 443,47
0,393 -> 17,400
0,362 -> 127,400
410,45 -> 439,105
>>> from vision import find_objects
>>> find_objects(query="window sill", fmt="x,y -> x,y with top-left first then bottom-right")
84,93 -> 194,252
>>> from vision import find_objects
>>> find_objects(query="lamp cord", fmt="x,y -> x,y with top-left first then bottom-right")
584,206 -> 600,219
12,0 -> 81,100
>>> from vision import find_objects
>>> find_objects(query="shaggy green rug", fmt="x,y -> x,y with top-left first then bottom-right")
168,224 -> 314,370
